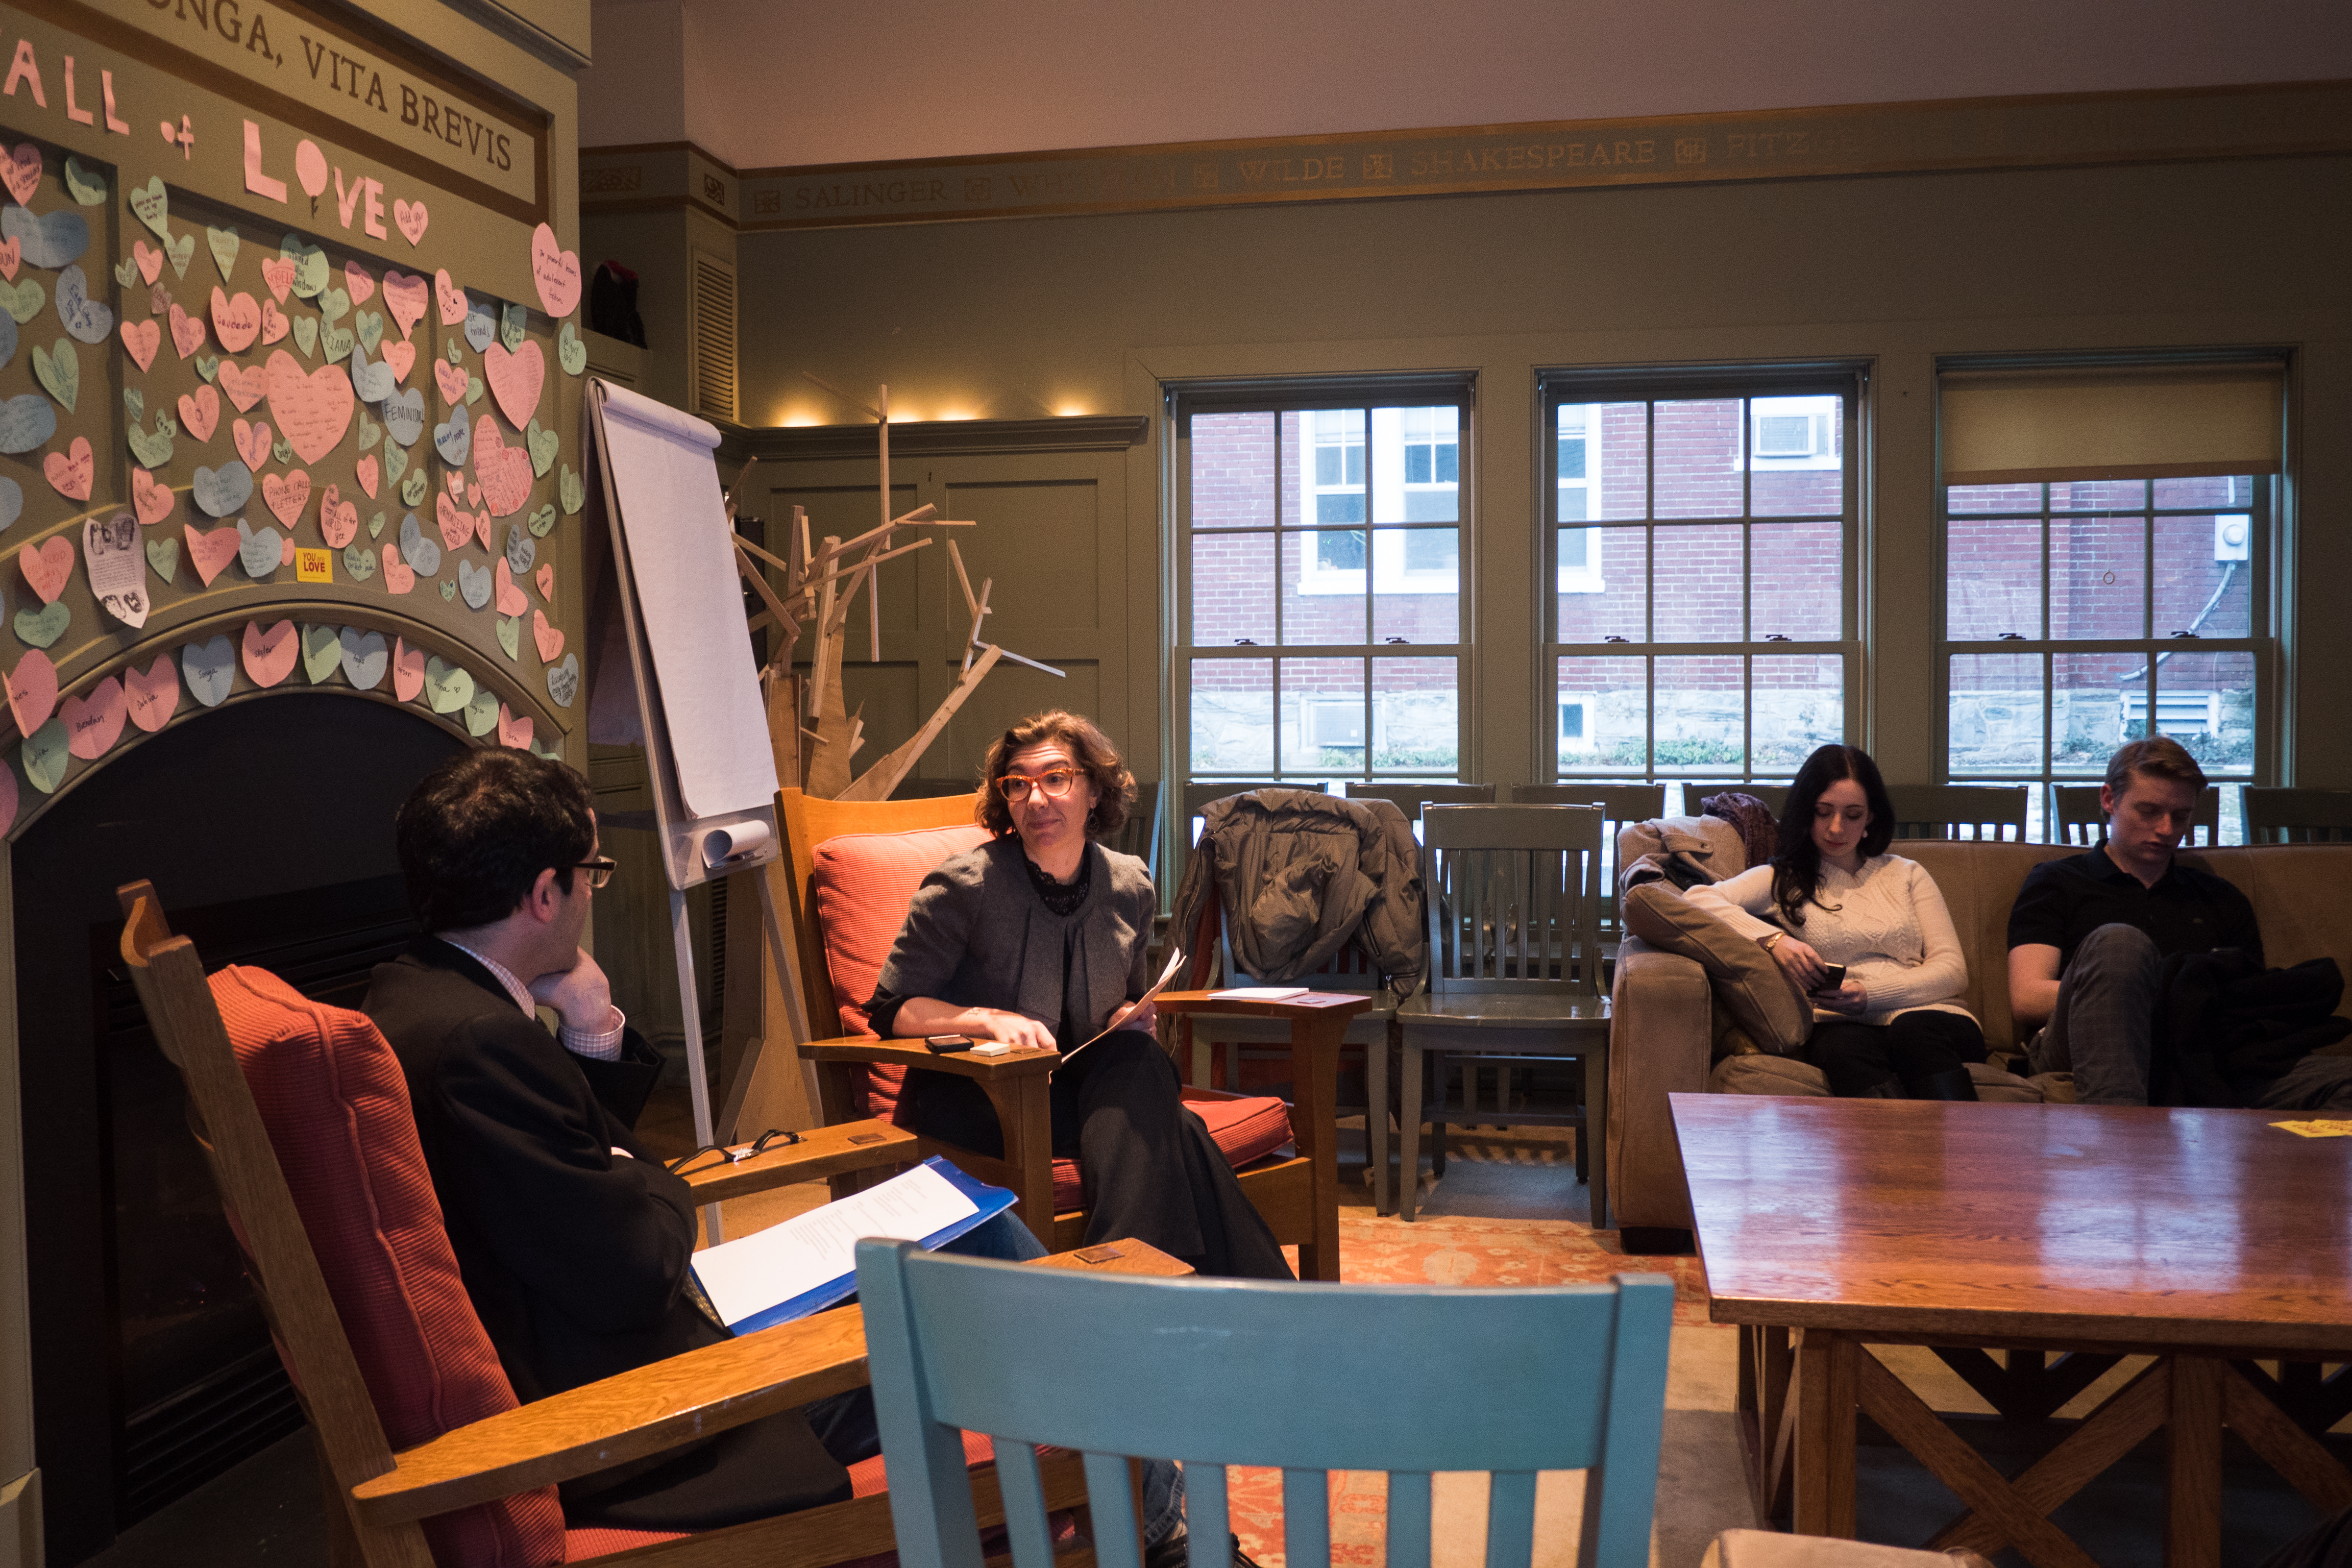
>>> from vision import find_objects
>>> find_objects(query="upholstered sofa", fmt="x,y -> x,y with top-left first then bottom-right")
1606,818 -> 2352,1245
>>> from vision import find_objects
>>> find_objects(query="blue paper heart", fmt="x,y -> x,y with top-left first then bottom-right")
0,393 -> 55,453
182,634 -> 236,707
53,265 -> 111,345
456,556 -> 492,609
546,653 -> 580,708
192,461 -> 254,519
463,298 -> 496,353
2,206 -> 89,270
382,386 -> 425,447
0,308 -> 16,374
397,511 -> 440,576
432,409 -> 471,467
236,520 -> 284,578
350,345 -> 393,404
503,524 -> 534,575
0,476 -> 21,530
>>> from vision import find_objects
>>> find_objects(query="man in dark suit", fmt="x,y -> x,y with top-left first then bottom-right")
365,748 -> 1045,1532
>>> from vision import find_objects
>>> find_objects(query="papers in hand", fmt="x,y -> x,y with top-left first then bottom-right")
690,1157 -> 1015,1333
1058,946 -> 1185,1066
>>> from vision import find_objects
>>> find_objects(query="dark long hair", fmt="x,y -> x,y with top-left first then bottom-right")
1769,745 -> 1895,928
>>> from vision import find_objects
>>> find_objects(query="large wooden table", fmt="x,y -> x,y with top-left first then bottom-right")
1671,1093 -> 2352,1568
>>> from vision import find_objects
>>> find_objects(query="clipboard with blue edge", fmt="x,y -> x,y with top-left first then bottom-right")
706,1157 -> 1017,1335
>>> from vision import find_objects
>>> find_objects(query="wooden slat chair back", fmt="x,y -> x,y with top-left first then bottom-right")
2243,787 -> 2352,844
1340,781 -> 1497,820
1506,784 -> 1667,949
2052,783 -> 2222,846
113,879 -> 1060,1568
1101,778 -> 1165,884
855,1240 -> 1676,1568
1882,784 -> 2030,842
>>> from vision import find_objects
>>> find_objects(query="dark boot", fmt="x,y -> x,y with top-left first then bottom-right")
1909,1067 -> 1980,1101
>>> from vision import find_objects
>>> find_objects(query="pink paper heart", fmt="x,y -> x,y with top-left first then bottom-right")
528,223 -> 583,317
382,270 -> 428,338
242,620 -> 298,688
495,557 -> 526,615
319,483 -> 358,548
233,419 -> 272,470
125,654 -> 180,733
356,454 -> 379,499
433,358 -> 468,405
168,302 -> 207,360
0,143 -> 38,206
263,350 -> 356,465
261,468 -> 311,529
131,468 -> 175,528
0,236 -> 20,281
392,636 -> 425,698
535,562 -> 554,603
134,241 -> 163,285
258,255 -> 296,304
344,260 -> 376,305
43,439 -> 93,502
483,339 -> 545,430
281,533 -> 297,568
382,339 -> 416,384
434,491 -> 472,551
60,677 -> 127,761
259,298 -> 289,345
382,542 -> 416,595
433,267 -> 466,325
466,483 -> 481,508
497,703 -> 533,750
184,524 -> 241,586
395,199 -> 430,247
532,608 -> 565,663
445,471 -> 464,496
149,282 -> 171,316
474,418 -> 534,518
20,537 -> 71,602
176,384 -> 220,444
7,648 -> 57,735
209,288 -> 261,355
473,509 -> 492,552
217,360 -> 269,414
120,318 -> 161,373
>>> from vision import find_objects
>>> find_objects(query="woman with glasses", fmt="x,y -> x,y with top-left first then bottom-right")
866,709 -> 1291,1281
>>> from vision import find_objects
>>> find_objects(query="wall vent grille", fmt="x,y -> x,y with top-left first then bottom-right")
689,248 -> 738,423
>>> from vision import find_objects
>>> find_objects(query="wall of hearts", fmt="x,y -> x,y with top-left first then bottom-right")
0,4 -> 589,839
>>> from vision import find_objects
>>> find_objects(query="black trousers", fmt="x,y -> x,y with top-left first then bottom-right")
1805,1011 -> 1988,1098
894,1030 -> 1292,1280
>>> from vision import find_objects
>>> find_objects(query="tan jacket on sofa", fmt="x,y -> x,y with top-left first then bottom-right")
1607,823 -> 2352,1235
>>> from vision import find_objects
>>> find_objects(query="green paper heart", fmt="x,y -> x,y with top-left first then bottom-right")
495,615 -> 520,660
527,502 -> 557,537
366,509 -> 386,539
321,325 -> 354,362
195,354 -> 219,383
462,685 -> 499,736
423,656 -> 472,714
301,623 -> 341,684
401,466 -> 428,506
14,599 -> 68,648
355,408 -> 381,451
164,231 -> 195,278
446,338 -> 463,365
128,176 -> 171,240
113,256 -> 138,288
22,717 -> 68,794
383,440 -> 407,483
465,374 -> 483,406
272,436 -> 294,465
123,387 -> 144,421
146,535 -> 180,582
292,313 -> 318,358
280,233 -> 328,297
526,421 -> 558,477
500,302 -> 527,353
207,226 -> 240,279
530,737 -> 562,761
63,155 -> 106,206
157,410 -> 178,438
344,543 -> 376,580
0,277 -> 45,325
559,465 -> 584,516
317,286 -> 350,325
355,309 -> 383,351
557,321 -> 585,376
34,339 -> 79,412
439,578 -> 456,601
127,419 -> 173,469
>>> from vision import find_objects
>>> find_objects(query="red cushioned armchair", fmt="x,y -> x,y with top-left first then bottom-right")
115,879 -> 1083,1568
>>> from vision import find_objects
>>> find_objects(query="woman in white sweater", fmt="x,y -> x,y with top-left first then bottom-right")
1686,744 -> 1988,1100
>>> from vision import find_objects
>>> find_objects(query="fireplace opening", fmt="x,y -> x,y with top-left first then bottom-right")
16,696 -> 462,1565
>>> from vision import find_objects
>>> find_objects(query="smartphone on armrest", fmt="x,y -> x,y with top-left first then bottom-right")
924,1035 -> 973,1053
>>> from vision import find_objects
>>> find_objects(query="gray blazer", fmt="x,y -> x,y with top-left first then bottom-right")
867,836 -> 1156,1040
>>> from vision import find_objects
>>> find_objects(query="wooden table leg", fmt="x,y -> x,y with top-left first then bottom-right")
2168,1355 -> 2222,1568
1367,1027 -> 1390,1217
1793,1329 -> 1859,1539
1399,1037 -> 1423,1223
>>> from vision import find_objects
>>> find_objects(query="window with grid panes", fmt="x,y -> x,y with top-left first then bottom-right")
1175,384 -> 1468,789
1542,370 -> 1860,801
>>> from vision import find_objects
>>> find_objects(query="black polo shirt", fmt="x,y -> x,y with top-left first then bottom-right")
2006,846 -> 2262,973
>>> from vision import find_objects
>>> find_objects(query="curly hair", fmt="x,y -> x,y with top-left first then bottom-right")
1769,744 -> 1895,928
974,710 -> 1134,840
395,748 -> 596,931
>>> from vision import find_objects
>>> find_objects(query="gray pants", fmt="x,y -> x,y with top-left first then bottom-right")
2028,923 -> 2352,1109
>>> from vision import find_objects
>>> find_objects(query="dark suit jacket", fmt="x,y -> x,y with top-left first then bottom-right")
364,939 -> 852,1529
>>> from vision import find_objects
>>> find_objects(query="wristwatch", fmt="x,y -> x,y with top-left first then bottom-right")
1760,930 -> 1785,950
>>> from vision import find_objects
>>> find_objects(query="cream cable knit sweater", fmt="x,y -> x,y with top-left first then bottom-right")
1684,855 -> 1976,1027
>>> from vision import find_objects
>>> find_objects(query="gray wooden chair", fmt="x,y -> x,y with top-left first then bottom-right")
2244,787 -> 2352,844
1508,783 -> 1667,947
1396,805 -> 1610,1227
1102,778 -> 1165,883
1341,781 -> 1497,819
2051,783 -> 2221,846
1882,783 -> 2030,842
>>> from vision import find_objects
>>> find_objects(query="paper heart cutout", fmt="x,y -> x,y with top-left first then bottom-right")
546,652 -> 579,708
527,223 -> 584,318
0,236 -> 19,284
280,233 -> 327,298
43,437 -> 93,500
382,385 -> 425,447
236,520 -> 285,578
207,225 -> 239,280
132,467 -> 175,527
0,394 -> 53,455
399,511 -> 444,576
526,420 -> 559,477
433,408 -> 470,467
264,349 -> 356,464
184,524 -> 240,585
394,199 -> 429,248
456,556 -> 492,609
6,647 -> 57,733
464,373 -> 483,406
272,436 -> 293,464
292,313 -> 318,358
55,266 -> 111,345
134,239 -> 163,285
483,339 -> 546,430
368,509 -> 386,538
0,144 -> 38,207
148,280 -> 172,317
535,562 -> 555,604
467,482 -> 481,509
560,465 -> 585,515
499,301 -> 527,354
19,717 -> 66,793
439,578 -> 455,602
354,308 -> 383,352
401,466 -> 428,506
497,703 -> 533,750
557,320 -> 585,376
504,524 -> 534,575
389,638 -> 425,701
62,154 -> 106,206
495,615 -> 520,660
423,656 -> 473,714
463,298 -> 495,354
0,475 -> 18,530
316,285 -> 350,326
382,270 -> 428,337
433,358 -> 468,405
528,503 -> 557,538
129,412 -> 172,471
120,317 -> 160,372
432,492 -> 470,554
13,599 -> 66,648
339,627 -> 388,689
209,287 -> 261,354
20,537 -> 70,603
321,324 -> 354,363
0,276 -> 41,326
217,359 -> 268,413
382,541 -> 416,594
495,557 -> 527,616
176,384 -> 220,443
5,205 -> 87,270
181,634 -> 236,707
126,179 -> 172,244
474,418 -> 534,518
242,620 -> 298,687
319,484 -> 358,547
233,419 -> 270,469
259,297 -> 289,344
433,267 -> 465,325
60,677 -> 126,761
461,685 -> 499,738
383,440 -> 406,485
164,231 -> 196,279
125,654 -> 180,732
32,337 -> 77,412
344,260 -> 376,305
342,543 -> 375,580
261,468 -> 310,529
167,302 -> 207,360
350,345 -> 393,404
381,338 -> 416,385
530,606 -> 566,663
301,623 -> 341,684
355,407 -> 381,451
144,534 -> 178,582
191,461 -> 253,518
356,454 -> 380,499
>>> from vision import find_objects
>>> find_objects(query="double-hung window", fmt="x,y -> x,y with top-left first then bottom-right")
1542,368 -> 1862,796
1173,378 -> 1470,790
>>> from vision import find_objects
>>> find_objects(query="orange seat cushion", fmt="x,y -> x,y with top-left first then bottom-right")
210,965 -> 565,1568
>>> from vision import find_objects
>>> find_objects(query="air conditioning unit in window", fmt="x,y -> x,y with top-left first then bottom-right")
1755,413 -> 1820,458
1558,696 -> 1596,752
1302,699 -> 1367,751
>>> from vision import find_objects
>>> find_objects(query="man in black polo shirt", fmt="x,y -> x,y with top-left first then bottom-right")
2008,737 -> 2352,1108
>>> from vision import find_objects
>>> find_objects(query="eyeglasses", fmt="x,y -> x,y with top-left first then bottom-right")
666,1127 -> 801,1178
998,769 -> 1080,804
573,857 -> 618,891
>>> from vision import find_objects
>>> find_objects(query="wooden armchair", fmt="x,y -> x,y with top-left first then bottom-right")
114,878 -> 1083,1568
774,788 -> 1364,1280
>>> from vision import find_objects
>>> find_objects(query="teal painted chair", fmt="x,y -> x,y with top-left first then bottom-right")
853,1240 -> 1675,1568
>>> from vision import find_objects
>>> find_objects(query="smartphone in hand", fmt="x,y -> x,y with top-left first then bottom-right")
1813,963 -> 1847,993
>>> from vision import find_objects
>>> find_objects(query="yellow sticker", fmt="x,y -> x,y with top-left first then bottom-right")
2270,1119 -> 2352,1138
293,547 -> 333,583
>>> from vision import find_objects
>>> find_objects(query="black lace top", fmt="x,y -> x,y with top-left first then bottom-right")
1022,846 -> 1093,917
